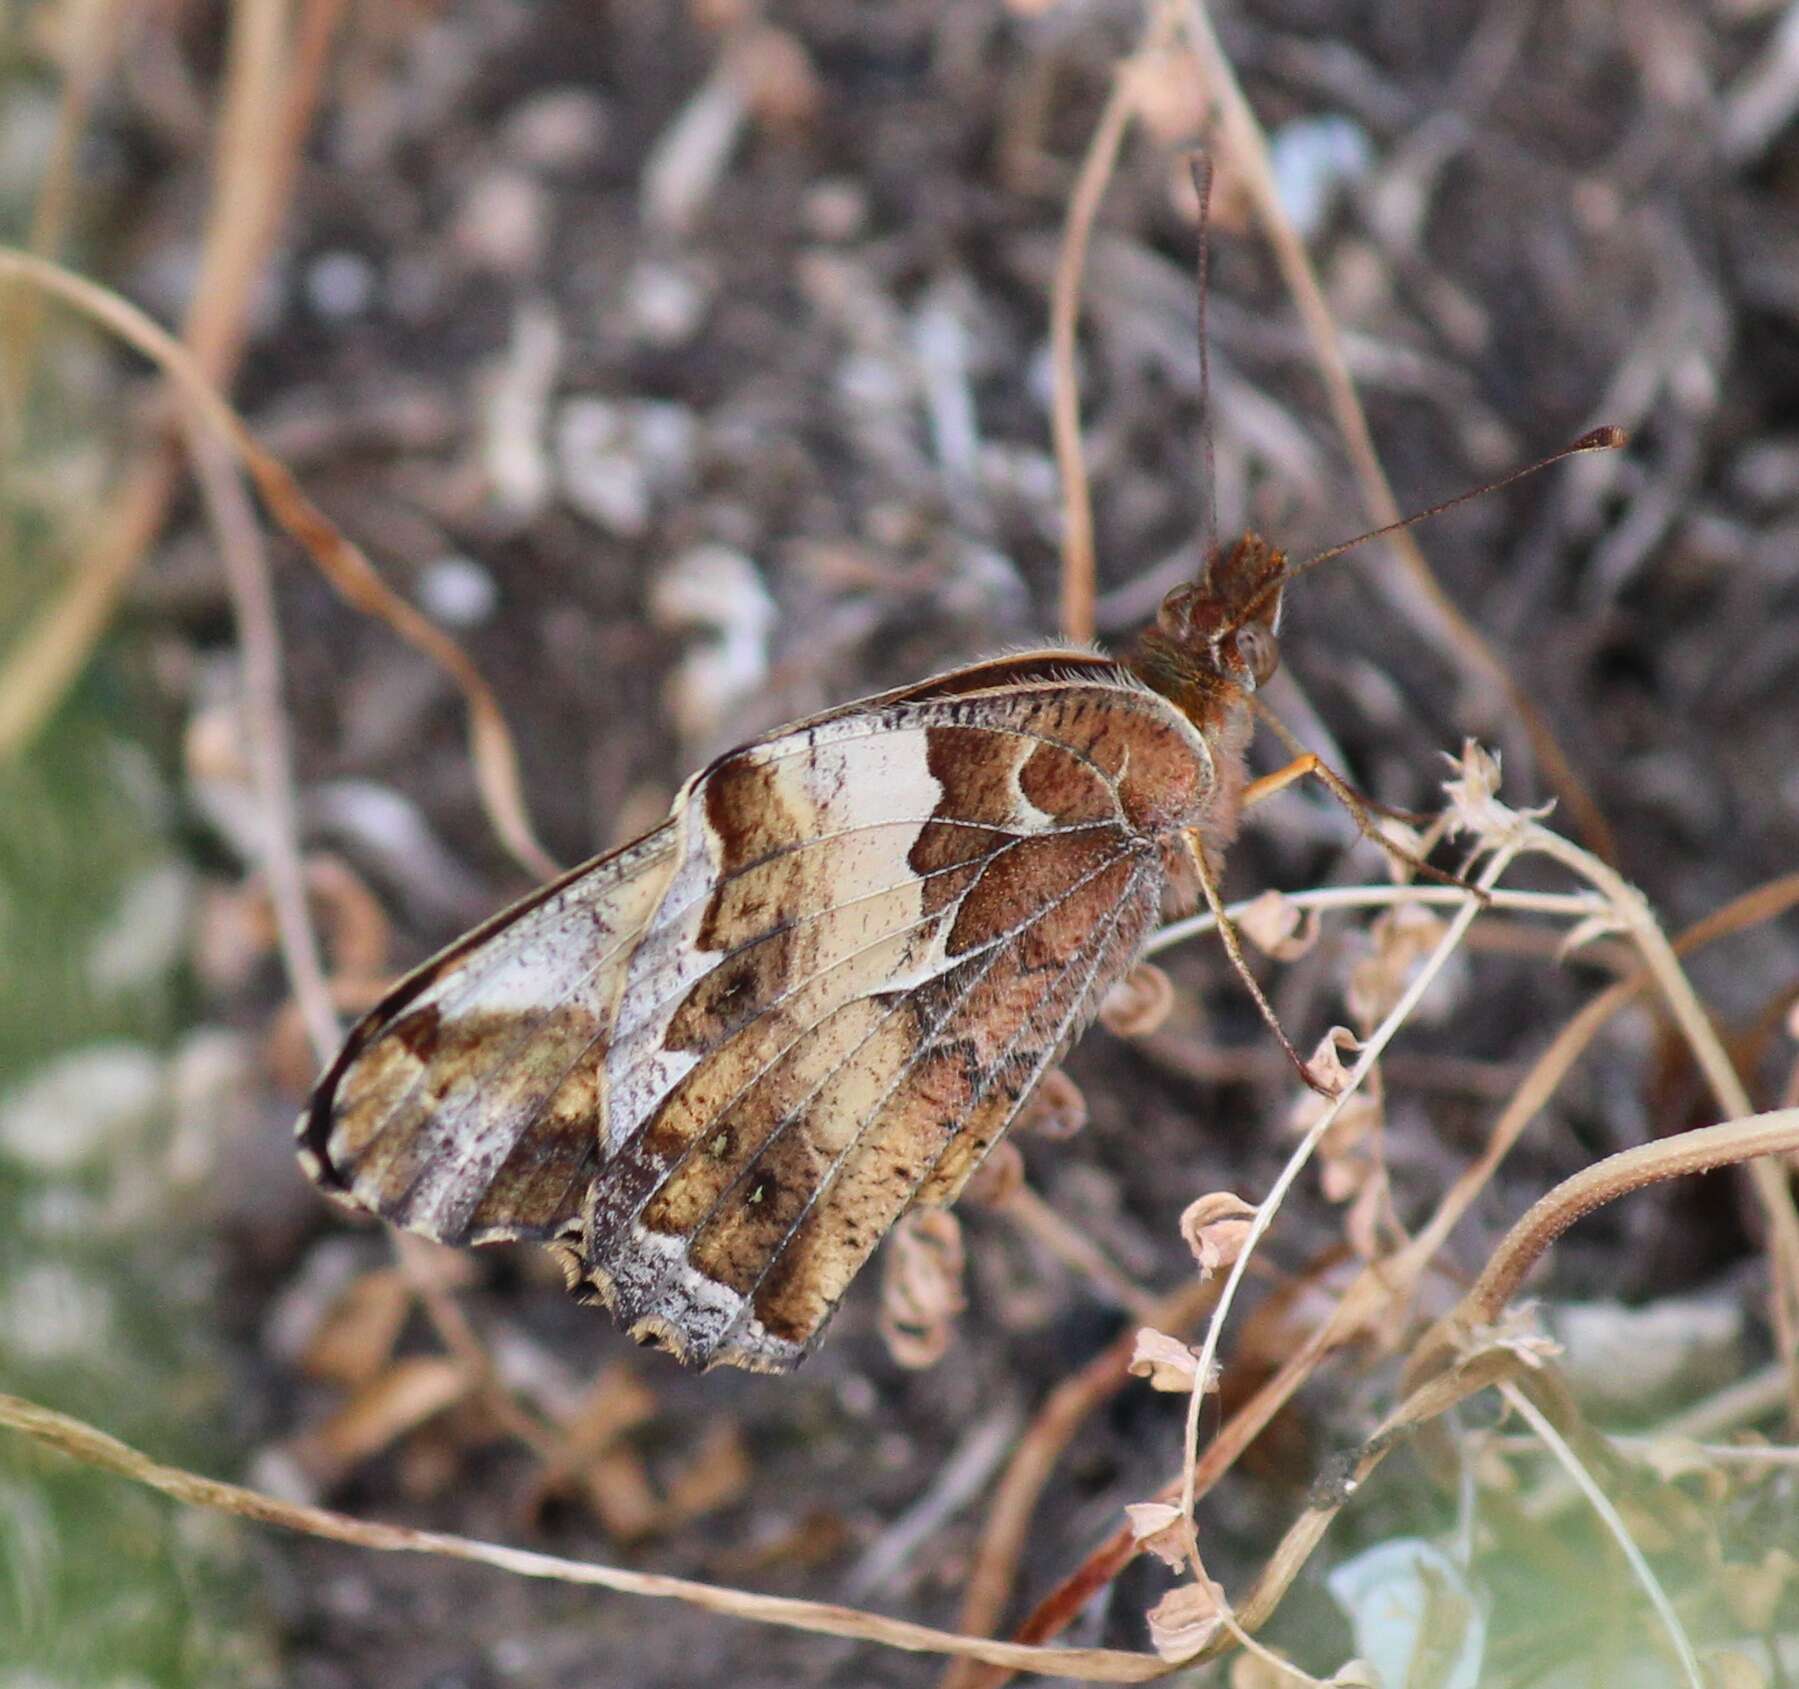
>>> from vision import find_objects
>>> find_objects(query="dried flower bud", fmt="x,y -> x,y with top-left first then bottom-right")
1441,738 -> 1505,834
1146,1576 -> 1227,1663
1288,1030 -> 1383,1207
1017,1068 -> 1087,1140
878,1209 -> 965,1370
1291,1026 -> 1361,1108
1124,1501 -> 1191,1569
960,1139 -> 1025,1210
1238,890 -> 1321,961
1099,962 -> 1175,1038
1347,904 -> 1455,1031
1128,1327 -> 1211,1393
1179,1192 -> 1258,1278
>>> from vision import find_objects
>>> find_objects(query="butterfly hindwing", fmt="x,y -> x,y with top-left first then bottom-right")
299,653 -> 1222,1371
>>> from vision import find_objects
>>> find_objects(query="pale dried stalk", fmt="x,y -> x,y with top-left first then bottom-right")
185,422 -> 337,1061
1177,0 -> 1617,863
1465,1108 -> 1799,1335
941,1279 -> 1217,1689
0,0 -> 312,758
186,367 -> 558,1457
1499,1381 -> 1703,1689
1053,0 -> 1184,641
1222,1345 -> 1526,1646
1003,873 -> 1799,1665
1146,883 -> 1606,957
1518,823 -> 1799,1414
1177,843 -> 1519,1544
0,249 -> 559,882
0,1393 -> 1166,1683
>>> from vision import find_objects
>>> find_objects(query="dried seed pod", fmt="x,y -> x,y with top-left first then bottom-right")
1128,1327 -> 1210,1394
960,1138 -> 1025,1210
1124,1501 -> 1190,1569
1017,1067 -> 1088,1140
1179,1191 -> 1258,1278
1099,961 -> 1175,1038
1237,889 -> 1321,961
1146,1576 -> 1227,1663
877,1209 -> 966,1371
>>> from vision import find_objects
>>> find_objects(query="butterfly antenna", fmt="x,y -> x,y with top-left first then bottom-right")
1284,425 -> 1627,587
1191,153 -> 1219,569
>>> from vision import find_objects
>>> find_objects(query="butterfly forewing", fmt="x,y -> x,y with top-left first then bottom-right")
300,654 -> 1225,1371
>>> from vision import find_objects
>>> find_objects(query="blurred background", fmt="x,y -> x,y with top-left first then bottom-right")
2,2 -> 1797,1684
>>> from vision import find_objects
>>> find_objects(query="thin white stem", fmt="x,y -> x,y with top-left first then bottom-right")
186,419 -> 339,1066
1499,1382 -> 1703,1689
1146,884 -> 1605,957
1177,845 -> 1520,1546
1493,1433 -> 1799,1468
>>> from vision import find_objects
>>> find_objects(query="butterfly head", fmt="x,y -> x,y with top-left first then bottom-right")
1147,532 -> 1287,695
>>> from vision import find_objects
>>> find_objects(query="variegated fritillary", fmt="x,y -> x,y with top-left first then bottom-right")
298,536 -> 1291,1372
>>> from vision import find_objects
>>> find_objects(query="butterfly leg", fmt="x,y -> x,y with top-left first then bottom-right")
1182,831 -> 1338,1098
1245,713 -> 1490,905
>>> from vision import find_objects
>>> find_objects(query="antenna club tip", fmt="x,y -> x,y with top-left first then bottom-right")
1575,425 -> 1628,452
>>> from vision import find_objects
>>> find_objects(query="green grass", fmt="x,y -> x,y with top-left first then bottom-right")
0,679 -> 275,1688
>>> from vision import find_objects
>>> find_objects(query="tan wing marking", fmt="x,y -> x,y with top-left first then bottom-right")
576,837 -> 1144,1368
731,846 -> 1164,1362
298,822 -> 678,1244
591,823 -> 1165,1368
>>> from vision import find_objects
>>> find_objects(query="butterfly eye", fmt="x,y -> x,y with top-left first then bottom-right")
1157,586 -> 1197,641
1236,622 -> 1280,686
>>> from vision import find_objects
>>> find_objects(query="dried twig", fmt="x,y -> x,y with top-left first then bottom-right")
0,1393 -> 1168,1683
941,1279 -> 1216,1689
1053,0 -> 1185,641
1178,0 -> 1619,863
0,249 -> 560,882
1004,875 -> 1799,1664
1177,844 -> 1518,1544
0,0 -> 336,758
185,422 -> 337,1060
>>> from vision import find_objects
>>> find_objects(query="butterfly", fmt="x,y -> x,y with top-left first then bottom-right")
297,533 -> 1291,1373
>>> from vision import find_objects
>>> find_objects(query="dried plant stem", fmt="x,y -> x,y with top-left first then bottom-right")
0,0 -> 326,759
1520,825 -> 1799,1416
1053,0 -> 1183,642
1221,1345 -> 1527,1646
1146,883 -> 1605,957
941,1279 -> 1216,1689
0,249 -> 559,882
1177,0 -> 1617,863
186,423 -> 337,1060
1006,874 -> 1799,1666
0,1393 -> 1166,1683
1178,844 -> 1518,1542
1498,1382 -> 1703,1689
1466,1109 -> 1799,1334
188,397 -> 559,1458
1001,870 -> 1799,1668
